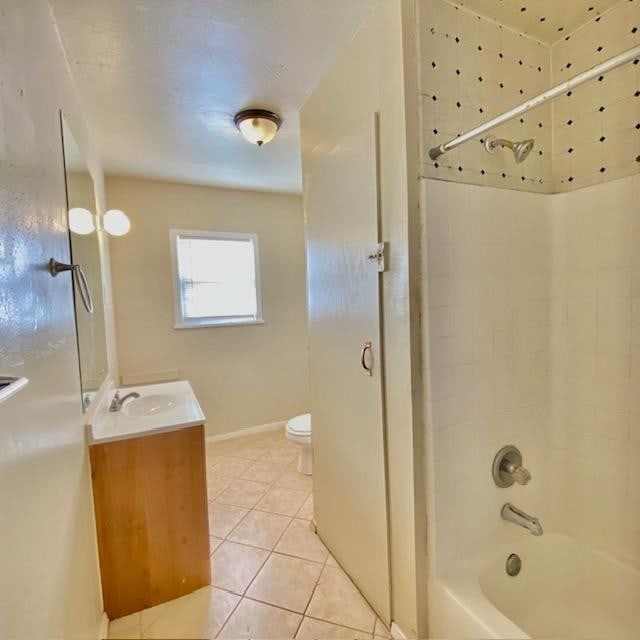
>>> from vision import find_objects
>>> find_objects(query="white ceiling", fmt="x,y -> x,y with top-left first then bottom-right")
450,0 -> 622,43
52,0 -> 376,194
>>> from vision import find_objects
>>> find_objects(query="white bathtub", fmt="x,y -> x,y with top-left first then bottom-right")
429,533 -> 640,639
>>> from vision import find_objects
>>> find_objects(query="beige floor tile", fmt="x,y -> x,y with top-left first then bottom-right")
276,470 -> 313,492
259,448 -> 298,465
208,502 -> 248,538
206,473 -> 233,501
275,518 -> 329,563
216,479 -> 270,508
241,460 -> 288,484
217,597 -> 302,639
325,553 -> 339,567
210,536 -> 224,554
255,486 -> 310,516
230,443 -> 271,460
228,509 -> 292,550
206,454 -> 225,469
108,612 -> 141,639
306,565 -> 376,633
209,456 -> 253,478
296,616 -> 373,639
374,617 -> 391,638
296,494 -> 314,520
246,552 -> 323,613
141,586 -> 239,639
140,600 -> 170,632
211,541 -> 269,594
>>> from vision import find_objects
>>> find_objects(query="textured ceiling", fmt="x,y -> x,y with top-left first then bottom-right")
51,0 -> 376,194
449,0 -> 623,43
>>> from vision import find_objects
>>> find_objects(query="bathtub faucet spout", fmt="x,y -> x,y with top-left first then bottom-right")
501,503 -> 543,536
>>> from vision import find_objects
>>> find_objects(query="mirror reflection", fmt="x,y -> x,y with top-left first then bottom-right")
61,113 -> 108,410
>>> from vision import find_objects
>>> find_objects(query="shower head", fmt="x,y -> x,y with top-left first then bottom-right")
484,136 -> 535,163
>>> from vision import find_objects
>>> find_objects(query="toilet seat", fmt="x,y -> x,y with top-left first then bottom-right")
286,413 -> 311,437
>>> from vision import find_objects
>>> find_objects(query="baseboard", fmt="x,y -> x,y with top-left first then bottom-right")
98,612 -> 109,640
390,622 -> 408,639
205,420 -> 285,443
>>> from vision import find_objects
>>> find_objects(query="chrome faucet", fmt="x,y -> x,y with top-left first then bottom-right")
109,390 -> 141,412
501,503 -> 543,536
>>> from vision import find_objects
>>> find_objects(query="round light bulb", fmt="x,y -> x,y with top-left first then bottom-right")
238,117 -> 279,146
68,207 -> 96,235
103,209 -> 131,236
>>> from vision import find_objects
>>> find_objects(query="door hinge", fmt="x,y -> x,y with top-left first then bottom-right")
367,242 -> 387,272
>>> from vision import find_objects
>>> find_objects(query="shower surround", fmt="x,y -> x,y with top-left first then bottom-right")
418,0 -> 640,636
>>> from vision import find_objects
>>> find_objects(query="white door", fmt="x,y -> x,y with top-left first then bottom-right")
304,115 -> 390,622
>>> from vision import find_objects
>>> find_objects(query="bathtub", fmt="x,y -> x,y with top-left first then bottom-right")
429,533 -> 640,639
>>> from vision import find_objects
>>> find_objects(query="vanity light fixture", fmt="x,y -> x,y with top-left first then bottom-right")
234,109 -> 282,147
68,207 -> 96,235
103,209 -> 131,236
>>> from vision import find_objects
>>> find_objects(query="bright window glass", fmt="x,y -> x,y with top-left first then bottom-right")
171,230 -> 262,328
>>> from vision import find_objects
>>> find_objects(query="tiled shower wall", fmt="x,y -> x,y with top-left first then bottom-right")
552,0 -> 640,191
547,174 -> 640,564
418,0 -> 640,193
423,175 -> 640,574
422,180 -> 552,575
419,0 -> 640,575
418,0 -> 553,192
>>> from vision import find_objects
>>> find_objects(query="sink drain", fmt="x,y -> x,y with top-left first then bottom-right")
506,553 -> 522,576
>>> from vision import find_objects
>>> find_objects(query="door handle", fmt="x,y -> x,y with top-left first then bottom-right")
360,341 -> 373,376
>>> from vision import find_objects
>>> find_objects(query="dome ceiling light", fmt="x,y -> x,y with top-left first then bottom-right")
234,109 -> 282,147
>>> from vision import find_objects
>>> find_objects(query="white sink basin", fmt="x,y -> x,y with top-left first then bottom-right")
87,381 -> 205,445
123,393 -> 179,417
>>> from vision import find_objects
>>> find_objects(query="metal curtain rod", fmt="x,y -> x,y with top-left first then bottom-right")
428,44 -> 640,161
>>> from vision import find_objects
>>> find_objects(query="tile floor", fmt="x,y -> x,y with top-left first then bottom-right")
108,428 -> 391,639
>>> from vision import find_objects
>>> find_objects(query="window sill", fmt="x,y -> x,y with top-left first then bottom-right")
173,318 -> 265,330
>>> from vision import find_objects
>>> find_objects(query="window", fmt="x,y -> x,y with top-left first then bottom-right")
170,230 -> 263,328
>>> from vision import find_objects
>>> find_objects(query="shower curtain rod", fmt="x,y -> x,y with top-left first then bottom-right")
428,44 -> 640,161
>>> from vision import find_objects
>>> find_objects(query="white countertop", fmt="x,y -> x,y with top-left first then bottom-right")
87,380 -> 205,445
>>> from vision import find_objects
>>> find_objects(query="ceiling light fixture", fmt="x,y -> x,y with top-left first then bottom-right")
234,109 -> 282,147
103,209 -> 131,236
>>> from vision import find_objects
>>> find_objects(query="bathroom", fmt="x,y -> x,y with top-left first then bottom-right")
0,0 -> 638,639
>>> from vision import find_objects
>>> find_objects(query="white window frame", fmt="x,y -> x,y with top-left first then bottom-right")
170,229 -> 264,329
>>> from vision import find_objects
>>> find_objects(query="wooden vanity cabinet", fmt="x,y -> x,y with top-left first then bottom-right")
89,425 -> 211,619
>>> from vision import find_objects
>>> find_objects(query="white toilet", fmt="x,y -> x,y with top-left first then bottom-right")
285,413 -> 312,475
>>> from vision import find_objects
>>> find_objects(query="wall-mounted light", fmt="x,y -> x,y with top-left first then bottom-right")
234,109 -> 282,147
68,207 -> 96,235
103,209 -> 131,236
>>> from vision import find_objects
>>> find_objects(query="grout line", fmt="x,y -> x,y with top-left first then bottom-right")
210,429 -> 320,639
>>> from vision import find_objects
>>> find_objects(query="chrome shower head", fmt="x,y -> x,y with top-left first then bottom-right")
512,139 -> 535,163
484,136 -> 535,163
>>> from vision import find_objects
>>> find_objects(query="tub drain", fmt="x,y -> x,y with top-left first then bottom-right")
506,553 -> 522,576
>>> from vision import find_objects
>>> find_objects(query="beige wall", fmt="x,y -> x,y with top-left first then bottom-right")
301,0 -> 427,635
106,176 -> 310,437
0,0 -> 116,637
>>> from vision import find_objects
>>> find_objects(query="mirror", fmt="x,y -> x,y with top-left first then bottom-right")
61,113 -> 109,410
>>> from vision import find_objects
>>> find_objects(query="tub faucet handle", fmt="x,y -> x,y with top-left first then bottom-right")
492,445 -> 531,487
505,461 -> 531,486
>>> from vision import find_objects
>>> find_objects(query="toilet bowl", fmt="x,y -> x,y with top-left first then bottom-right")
285,413 -> 312,475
